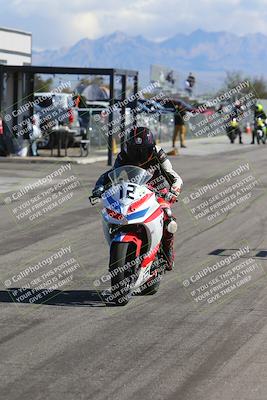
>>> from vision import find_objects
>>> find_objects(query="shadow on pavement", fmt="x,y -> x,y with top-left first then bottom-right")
209,248 -> 267,259
0,288 -> 118,307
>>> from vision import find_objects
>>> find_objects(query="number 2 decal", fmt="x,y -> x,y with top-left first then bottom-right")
119,184 -> 136,199
126,184 -> 136,199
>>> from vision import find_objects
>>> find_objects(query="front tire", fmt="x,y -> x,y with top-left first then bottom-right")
109,242 -> 134,306
257,131 -> 262,144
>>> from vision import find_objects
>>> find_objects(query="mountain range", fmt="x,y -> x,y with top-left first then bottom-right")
32,29 -> 267,93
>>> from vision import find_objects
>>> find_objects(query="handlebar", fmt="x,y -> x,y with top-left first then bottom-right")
89,185 -> 179,205
142,186 -> 179,203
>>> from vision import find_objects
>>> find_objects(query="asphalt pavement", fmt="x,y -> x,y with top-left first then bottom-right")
1,135 -> 267,400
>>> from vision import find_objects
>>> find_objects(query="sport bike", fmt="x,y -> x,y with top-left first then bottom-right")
255,117 -> 266,144
89,165 -> 177,306
226,118 -> 241,143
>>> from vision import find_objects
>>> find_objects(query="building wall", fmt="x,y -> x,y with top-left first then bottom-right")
0,27 -> 32,65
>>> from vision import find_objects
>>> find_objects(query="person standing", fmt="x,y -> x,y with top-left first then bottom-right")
172,101 -> 194,149
27,114 -> 41,156
173,104 -> 187,148
230,100 -> 244,144
185,72 -> 196,96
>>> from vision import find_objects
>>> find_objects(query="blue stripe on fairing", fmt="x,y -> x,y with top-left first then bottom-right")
106,196 -> 121,212
126,208 -> 149,221
113,233 -> 124,242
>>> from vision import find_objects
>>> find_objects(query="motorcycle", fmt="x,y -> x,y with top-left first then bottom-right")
226,118 -> 241,143
89,165 -> 177,306
255,117 -> 266,144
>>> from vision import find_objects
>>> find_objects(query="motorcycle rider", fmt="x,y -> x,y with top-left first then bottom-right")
229,100 -> 244,144
252,103 -> 267,144
92,126 -> 183,271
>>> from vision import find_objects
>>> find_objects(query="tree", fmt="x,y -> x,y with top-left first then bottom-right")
34,75 -> 53,92
223,71 -> 245,92
248,76 -> 267,99
221,71 -> 267,99
61,87 -> 73,94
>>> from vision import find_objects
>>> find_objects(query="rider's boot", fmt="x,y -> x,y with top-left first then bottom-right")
162,212 -> 177,271
162,230 -> 175,271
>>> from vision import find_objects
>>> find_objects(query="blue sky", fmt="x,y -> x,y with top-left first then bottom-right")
0,0 -> 267,49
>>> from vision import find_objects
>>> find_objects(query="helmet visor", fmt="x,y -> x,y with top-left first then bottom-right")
127,144 -> 154,165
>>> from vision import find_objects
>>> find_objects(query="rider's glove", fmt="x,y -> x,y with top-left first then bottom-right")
89,186 -> 104,205
92,186 -> 104,198
165,191 -> 179,204
166,184 -> 182,203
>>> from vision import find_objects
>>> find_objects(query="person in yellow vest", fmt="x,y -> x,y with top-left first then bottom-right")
252,103 -> 267,144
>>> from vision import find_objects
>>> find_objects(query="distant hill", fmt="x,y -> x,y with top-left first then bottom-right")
33,29 -> 267,93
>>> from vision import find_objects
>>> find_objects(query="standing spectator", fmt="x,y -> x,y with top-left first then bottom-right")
29,114 -> 41,156
173,104 -> 187,148
164,99 -> 194,149
185,72 -> 196,96
0,116 -> 5,155
172,101 -> 194,149
0,116 -> 16,156
232,100 -> 245,144
166,70 -> 175,86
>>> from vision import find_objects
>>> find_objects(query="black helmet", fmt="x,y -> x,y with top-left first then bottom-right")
125,127 -> 155,165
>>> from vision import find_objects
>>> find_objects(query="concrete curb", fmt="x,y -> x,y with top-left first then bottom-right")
0,155 -> 107,165
0,135 -> 245,164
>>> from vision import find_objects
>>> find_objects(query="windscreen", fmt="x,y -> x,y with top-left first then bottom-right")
108,165 -> 152,186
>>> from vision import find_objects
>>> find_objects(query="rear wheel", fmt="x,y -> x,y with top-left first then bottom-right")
139,256 -> 164,296
232,130 -> 238,143
139,275 -> 161,295
227,130 -> 235,143
109,242 -> 135,306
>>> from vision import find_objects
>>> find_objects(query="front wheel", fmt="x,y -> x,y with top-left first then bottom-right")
109,242 -> 134,306
257,130 -> 263,144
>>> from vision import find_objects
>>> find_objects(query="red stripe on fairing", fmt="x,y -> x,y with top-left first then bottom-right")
144,207 -> 162,223
128,193 -> 153,213
157,197 -> 170,208
121,233 -> 142,256
141,243 -> 160,268
143,128 -> 146,142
